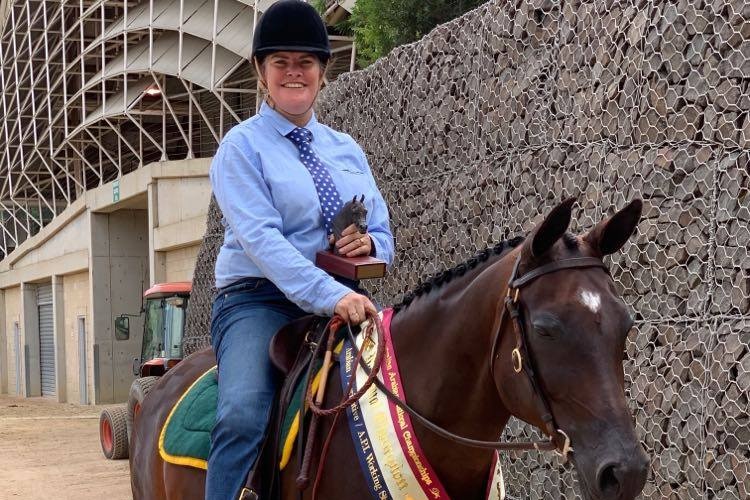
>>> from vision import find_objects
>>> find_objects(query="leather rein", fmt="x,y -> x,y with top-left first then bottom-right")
340,254 -> 610,461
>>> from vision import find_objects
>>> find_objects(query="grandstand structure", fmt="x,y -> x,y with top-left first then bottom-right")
0,0 -> 354,403
0,0 -> 353,258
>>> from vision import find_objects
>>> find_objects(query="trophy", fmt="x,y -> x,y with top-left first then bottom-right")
315,195 -> 387,280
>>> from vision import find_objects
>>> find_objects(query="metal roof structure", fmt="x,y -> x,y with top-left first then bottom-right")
0,0 -> 355,259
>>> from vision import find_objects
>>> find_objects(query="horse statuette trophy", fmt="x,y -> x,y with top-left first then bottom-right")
315,194 -> 387,280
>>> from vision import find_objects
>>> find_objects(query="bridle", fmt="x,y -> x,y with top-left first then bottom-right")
293,251 -> 613,499
488,253 -> 610,461
328,252 -> 611,461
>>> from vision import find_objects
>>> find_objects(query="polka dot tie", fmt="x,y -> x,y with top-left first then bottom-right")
286,127 -> 343,235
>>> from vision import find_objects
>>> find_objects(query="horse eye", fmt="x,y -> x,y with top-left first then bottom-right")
535,326 -> 554,338
532,315 -> 560,338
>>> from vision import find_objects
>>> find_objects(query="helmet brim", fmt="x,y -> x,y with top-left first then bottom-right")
254,45 -> 331,63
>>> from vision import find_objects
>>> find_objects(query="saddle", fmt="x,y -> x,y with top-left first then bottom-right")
242,314 -> 350,500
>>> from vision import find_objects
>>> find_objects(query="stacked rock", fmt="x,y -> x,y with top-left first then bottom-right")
182,196 -> 222,355
183,0 -> 749,497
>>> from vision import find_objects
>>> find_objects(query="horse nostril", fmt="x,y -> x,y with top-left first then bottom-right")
597,463 -> 621,497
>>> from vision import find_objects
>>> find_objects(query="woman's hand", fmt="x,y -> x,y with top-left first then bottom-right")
329,224 -> 372,257
334,292 -> 377,325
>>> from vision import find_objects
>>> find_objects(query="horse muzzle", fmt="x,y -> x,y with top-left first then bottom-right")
571,438 -> 649,500
596,450 -> 649,500
581,447 -> 649,500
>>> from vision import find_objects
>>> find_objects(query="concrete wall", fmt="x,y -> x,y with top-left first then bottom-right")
165,245 -> 201,282
52,275 -> 66,402
2,287 -> 19,395
62,272 -> 89,404
0,202 -> 89,289
0,158 -> 211,402
21,283 -> 40,396
151,176 -> 211,285
12,213 -> 88,269
90,209 -> 148,404
153,176 -> 210,254
156,177 -> 212,228
0,289 -> 5,393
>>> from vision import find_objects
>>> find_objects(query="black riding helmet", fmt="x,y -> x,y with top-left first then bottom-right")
252,0 -> 331,64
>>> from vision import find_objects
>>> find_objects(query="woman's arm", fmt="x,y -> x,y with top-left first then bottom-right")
210,139 -> 352,315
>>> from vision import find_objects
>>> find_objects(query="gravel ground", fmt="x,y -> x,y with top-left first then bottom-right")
0,394 -> 132,499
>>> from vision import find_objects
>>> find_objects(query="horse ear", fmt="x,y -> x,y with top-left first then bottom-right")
351,195 -> 356,203
359,194 -> 365,203
584,199 -> 643,256
526,198 -> 576,259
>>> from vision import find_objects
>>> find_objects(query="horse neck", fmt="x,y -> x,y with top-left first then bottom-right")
388,250 -> 518,494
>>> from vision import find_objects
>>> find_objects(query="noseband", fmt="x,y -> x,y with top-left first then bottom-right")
489,253 -> 610,461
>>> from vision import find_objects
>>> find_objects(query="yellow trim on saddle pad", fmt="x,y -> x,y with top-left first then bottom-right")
158,366 -> 217,470
157,340 -> 344,471
279,341 -> 343,470
279,369 -> 322,469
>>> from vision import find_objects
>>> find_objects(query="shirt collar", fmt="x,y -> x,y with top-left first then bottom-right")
259,100 -> 320,140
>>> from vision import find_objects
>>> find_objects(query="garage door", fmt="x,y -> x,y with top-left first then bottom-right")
38,285 -> 55,398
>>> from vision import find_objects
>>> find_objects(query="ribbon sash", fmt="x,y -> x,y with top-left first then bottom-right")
340,311 -> 506,500
340,338 -> 393,499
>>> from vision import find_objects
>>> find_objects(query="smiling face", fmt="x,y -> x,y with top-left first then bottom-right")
259,51 -> 324,125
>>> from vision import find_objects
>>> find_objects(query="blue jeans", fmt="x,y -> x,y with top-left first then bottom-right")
205,277 -> 362,499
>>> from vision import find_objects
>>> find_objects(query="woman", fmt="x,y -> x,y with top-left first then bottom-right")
207,1 -> 395,498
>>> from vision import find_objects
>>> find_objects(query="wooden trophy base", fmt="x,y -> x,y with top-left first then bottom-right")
315,250 -> 387,280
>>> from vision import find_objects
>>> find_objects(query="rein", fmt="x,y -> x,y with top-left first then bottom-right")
302,254 -> 610,492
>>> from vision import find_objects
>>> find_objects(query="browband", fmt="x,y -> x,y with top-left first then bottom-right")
510,257 -> 609,289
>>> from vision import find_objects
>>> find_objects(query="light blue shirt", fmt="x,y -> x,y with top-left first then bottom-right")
210,101 -> 395,315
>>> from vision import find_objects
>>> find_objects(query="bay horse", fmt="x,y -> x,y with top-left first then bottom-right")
130,199 -> 649,500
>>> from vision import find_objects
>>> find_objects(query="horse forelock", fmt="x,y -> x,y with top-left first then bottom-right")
561,232 -> 579,250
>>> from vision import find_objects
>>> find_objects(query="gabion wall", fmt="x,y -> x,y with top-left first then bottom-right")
184,0 -> 750,497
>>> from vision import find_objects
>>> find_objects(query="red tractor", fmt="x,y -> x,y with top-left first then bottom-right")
99,281 -> 191,459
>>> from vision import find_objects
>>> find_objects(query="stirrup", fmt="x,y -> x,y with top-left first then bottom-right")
238,487 -> 259,500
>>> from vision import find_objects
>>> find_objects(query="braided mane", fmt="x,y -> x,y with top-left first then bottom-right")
393,236 -> 525,313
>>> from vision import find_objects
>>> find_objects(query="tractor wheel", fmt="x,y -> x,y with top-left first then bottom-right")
127,376 -> 160,439
100,406 -> 129,460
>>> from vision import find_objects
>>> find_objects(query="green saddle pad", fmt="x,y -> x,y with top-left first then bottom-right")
159,366 -> 218,469
158,365 -> 312,470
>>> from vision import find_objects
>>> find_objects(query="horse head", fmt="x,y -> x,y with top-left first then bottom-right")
492,198 -> 649,500
332,195 -> 368,246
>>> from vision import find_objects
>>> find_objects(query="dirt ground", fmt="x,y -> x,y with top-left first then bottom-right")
0,394 -> 132,499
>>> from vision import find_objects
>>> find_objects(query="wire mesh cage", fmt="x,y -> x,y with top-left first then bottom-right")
182,0 -> 749,497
